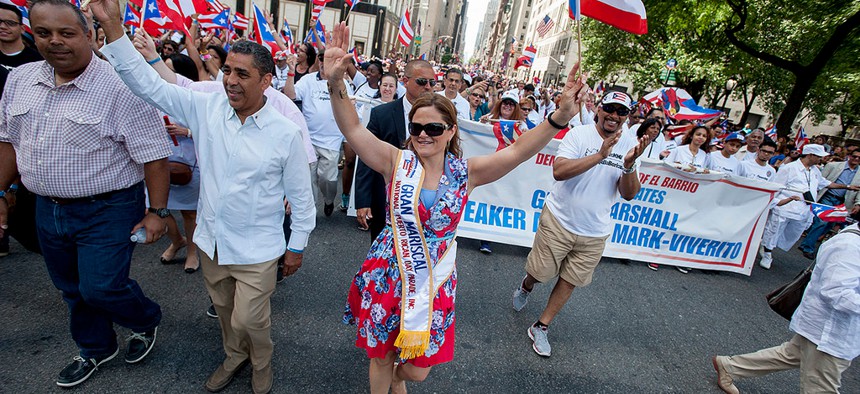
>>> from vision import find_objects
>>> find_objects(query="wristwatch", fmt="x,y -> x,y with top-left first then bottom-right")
148,207 -> 170,218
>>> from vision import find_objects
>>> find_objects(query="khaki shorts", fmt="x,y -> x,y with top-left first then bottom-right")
525,206 -> 609,287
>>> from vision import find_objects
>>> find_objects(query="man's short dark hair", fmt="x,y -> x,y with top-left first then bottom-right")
0,3 -> 23,23
759,139 -> 777,150
445,68 -> 462,79
524,83 -> 535,91
30,0 -> 88,32
646,107 -> 665,117
229,40 -> 274,78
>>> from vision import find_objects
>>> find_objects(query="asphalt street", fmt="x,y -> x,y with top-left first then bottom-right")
1,210 -> 857,393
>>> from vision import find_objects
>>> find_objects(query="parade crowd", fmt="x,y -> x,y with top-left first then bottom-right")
0,1 -> 858,393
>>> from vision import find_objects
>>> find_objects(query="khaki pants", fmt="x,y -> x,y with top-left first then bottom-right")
201,251 -> 278,371
724,334 -> 852,393
525,206 -> 609,287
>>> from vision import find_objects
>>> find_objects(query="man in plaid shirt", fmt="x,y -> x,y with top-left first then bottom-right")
0,0 -> 171,388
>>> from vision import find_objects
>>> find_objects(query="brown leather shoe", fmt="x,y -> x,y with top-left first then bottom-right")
204,361 -> 247,393
712,356 -> 740,394
251,364 -> 273,394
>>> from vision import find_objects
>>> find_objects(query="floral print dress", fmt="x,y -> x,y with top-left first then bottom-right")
344,153 -> 468,367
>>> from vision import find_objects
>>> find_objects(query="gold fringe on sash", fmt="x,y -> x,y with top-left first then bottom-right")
395,330 -> 431,360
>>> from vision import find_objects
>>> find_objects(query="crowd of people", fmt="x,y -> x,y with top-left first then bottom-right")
0,1 -> 858,393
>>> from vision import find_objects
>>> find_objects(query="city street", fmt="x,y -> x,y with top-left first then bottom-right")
1,211 -> 857,393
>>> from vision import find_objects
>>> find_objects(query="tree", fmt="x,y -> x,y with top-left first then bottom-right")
724,0 -> 860,138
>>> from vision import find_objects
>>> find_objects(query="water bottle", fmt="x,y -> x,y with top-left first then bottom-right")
130,227 -> 147,243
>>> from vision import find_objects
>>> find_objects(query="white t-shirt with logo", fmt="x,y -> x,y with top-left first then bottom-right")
707,152 -> 741,174
739,160 -> 776,182
436,91 -> 470,119
545,124 -> 640,237
294,72 -> 354,150
664,144 -> 708,168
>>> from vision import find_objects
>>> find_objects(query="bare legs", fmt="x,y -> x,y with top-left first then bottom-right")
180,210 -> 198,271
160,214 -> 186,263
521,273 -> 576,325
159,210 -> 199,272
369,352 -> 431,394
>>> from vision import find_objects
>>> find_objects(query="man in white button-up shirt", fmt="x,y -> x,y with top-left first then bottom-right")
92,2 -> 315,392
713,220 -> 860,394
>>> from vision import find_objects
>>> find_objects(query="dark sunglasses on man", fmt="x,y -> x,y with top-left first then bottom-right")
601,104 -> 630,117
413,77 -> 437,87
409,122 -> 450,137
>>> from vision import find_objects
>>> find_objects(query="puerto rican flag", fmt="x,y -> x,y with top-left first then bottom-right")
280,17 -> 294,53
345,0 -> 359,12
810,203 -> 849,223
398,10 -> 413,46
515,44 -> 536,69
304,20 -> 326,48
643,87 -> 722,121
124,2 -> 141,26
492,120 -> 525,151
251,3 -> 280,54
349,47 -> 360,64
573,0 -> 647,35
198,8 -> 230,30
794,127 -> 809,150
764,124 -> 777,140
310,0 -> 331,25
233,11 -> 249,30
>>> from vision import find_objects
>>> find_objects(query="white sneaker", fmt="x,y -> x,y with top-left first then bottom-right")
528,325 -> 551,357
759,251 -> 772,270
512,287 -> 530,312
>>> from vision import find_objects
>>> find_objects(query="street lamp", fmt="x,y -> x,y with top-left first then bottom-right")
721,77 -> 737,113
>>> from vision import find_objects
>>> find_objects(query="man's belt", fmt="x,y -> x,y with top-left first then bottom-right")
46,184 -> 137,205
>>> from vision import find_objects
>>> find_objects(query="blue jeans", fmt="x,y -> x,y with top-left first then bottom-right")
799,193 -> 843,253
36,182 -> 161,359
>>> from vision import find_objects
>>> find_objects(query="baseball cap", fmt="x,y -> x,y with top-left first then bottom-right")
463,74 -> 472,85
501,90 -> 520,104
802,144 -> 829,157
601,91 -> 632,109
724,132 -> 745,143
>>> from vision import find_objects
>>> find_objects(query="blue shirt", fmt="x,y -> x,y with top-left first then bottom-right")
829,163 -> 858,198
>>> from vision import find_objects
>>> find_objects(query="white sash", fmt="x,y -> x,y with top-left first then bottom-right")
390,150 -> 457,359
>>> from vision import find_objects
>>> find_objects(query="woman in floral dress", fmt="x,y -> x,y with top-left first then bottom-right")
324,22 -> 589,393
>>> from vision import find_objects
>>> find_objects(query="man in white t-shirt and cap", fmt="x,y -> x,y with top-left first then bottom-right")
511,91 -> 650,357
707,132 -> 744,174
759,144 -> 860,269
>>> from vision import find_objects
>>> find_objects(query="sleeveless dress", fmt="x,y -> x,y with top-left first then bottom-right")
344,153 -> 469,367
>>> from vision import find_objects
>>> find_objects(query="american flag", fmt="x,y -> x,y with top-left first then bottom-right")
537,14 -> 554,37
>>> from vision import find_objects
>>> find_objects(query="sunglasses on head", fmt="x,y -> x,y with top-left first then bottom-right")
409,122 -> 450,137
412,77 -> 437,87
601,104 -> 630,116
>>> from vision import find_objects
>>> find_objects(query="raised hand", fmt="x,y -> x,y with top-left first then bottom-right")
132,29 -> 158,60
624,135 -> 651,168
555,61 -> 588,122
323,22 -> 353,82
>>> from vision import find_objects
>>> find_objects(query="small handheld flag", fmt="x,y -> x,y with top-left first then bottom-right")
764,125 -> 777,140
794,127 -> 808,150
810,203 -> 848,223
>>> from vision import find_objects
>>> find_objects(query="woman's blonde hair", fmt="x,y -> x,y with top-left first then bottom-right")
406,92 -> 462,158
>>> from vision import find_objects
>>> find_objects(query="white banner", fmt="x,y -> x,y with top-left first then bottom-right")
350,116 -> 781,276
455,120 -> 781,276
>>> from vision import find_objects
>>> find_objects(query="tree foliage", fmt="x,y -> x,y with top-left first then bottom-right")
581,0 -> 860,137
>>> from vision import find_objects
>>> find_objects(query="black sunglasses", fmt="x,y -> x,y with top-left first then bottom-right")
601,104 -> 630,116
409,122 -> 449,137
413,77 -> 437,87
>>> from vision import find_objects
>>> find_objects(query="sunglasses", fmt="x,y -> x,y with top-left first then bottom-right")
408,122 -> 450,137
412,77 -> 437,87
601,104 -> 630,116
470,93 -> 483,98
